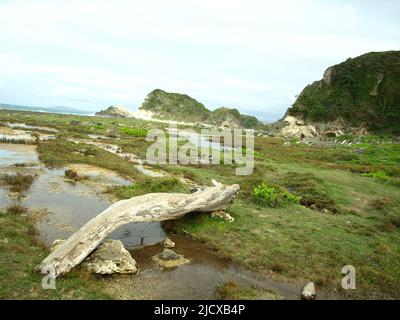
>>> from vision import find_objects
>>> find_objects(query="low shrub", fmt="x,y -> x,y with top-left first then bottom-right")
253,183 -> 301,208
254,183 -> 278,207
120,127 -> 148,137
82,147 -> 98,156
276,172 -> 338,213
65,169 -> 78,181
1,174 -> 35,193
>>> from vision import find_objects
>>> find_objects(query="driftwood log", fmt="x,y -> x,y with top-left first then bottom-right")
39,181 -> 240,277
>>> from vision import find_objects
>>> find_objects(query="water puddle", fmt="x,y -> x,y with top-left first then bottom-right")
0,143 -> 166,248
7,122 -> 58,133
0,126 -> 56,142
105,236 -> 332,300
0,127 -> 36,143
0,143 -> 38,166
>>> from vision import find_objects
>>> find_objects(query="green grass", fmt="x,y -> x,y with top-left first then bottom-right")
173,198 -> 400,299
38,139 -> 143,180
162,145 -> 400,299
363,171 -> 390,181
0,212 -> 111,299
112,177 -> 187,199
3,109 -> 400,299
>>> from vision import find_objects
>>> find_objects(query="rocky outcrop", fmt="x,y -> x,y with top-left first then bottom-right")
95,105 -> 131,118
323,67 -> 334,85
82,240 -> 138,275
279,115 -> 318,138
279,114 -> 368,138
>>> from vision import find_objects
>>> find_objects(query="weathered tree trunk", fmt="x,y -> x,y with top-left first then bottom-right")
38,181 -> 240,277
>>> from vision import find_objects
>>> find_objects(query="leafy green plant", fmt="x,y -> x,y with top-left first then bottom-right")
282,192 -> 301,204
364,171 -> 390,181
120,127 -> 148,137
253,182 -> 302,208
253,183 -> 278,207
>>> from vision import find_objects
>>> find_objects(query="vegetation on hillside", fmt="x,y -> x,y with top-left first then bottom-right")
140,89 -> 262,128
0,211 -> 111,299
209,107 -> 260,128
288,51 -> 400,134
140,89 -> 211,123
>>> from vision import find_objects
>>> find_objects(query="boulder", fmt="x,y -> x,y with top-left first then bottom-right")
280,116 -> 318,139
163,238 -> 176,249
301,282 -> 316,300
152,249 -> 190,268
82,240 -> 138,275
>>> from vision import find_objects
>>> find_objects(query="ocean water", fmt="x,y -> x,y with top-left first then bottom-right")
0,103 -> 92,116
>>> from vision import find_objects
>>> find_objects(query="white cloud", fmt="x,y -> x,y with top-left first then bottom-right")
0,0 -> 399,120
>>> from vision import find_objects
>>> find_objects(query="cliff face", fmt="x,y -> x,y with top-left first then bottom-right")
287,51 -> 400,134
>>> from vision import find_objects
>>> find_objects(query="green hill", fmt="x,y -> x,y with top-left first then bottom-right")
140,89 -> 262,128
209,107 -> 260,129
139,89 -> 211,123
287,51 -> 400,134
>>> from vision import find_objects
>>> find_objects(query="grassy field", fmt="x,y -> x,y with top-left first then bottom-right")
0,212 -> 111,299
1,109 -> 400,299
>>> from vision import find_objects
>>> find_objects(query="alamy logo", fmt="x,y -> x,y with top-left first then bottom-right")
146,123 -> 254,176
341,265 -> 356,290
41,265 -> 56,290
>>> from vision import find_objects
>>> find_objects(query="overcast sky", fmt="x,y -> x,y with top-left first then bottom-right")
0,0 -> 399,122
